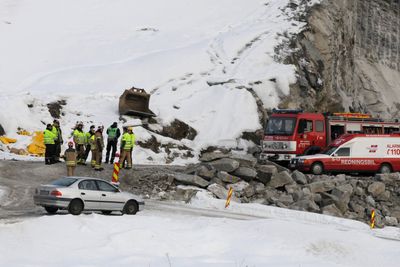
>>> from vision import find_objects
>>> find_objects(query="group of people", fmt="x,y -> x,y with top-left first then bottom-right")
43,120 -> 136,176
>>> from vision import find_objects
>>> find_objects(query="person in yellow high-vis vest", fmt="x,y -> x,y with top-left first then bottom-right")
119,127 -> 135,169
73,123 -> 86,165
52,119 -> 63,163
64,141 -> 77,176
44,124 -> 57,165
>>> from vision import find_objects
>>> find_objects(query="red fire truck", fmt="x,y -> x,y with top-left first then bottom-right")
289,133 -> 400,174
261,109 -> 400,162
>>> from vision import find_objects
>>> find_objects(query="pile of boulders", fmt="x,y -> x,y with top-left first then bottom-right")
123,150 -> 400,228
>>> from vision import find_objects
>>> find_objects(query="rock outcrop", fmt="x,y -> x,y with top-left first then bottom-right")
281,0 -> 400,118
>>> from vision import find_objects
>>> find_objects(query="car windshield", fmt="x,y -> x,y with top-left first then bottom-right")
51,177 -> 78,187
265,117 -> 296,135
322,146 -> 338,155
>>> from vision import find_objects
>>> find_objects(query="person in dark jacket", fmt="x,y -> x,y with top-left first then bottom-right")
44,124 -> 57,165
94,126 -> 104,171
83,125 -> 95,163
105,122 -> 121,164
52,119 -> 63,163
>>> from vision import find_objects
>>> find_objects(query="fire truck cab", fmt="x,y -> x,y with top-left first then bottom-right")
261,109 -> 400,162
289,134 -> 400,174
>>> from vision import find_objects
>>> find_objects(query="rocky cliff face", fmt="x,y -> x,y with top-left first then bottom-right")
282,0 -> 400,118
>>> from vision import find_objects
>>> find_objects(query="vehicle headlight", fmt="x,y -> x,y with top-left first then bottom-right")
283,144 -> 288,149
298,159 -> 305,164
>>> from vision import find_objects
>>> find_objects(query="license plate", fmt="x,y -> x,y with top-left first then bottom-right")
40,190 -> 49,195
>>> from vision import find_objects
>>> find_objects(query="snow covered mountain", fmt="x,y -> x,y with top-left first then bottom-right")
0,0 -> 317,163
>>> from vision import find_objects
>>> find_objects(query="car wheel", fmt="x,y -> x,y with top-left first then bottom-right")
311,162 -> 324,175
68,199 -> 83,215
123,200 -> 138,215
379,164 -> 392,174
101,210 -> 112,215
44,206 -> 58,214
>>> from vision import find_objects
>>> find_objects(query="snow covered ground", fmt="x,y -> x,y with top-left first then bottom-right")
0,191 -> 399,267
0,0 -> 315,163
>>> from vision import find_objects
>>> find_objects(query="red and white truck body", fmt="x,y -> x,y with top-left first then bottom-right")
290,134 -> 400,174
261,109 -> 400,162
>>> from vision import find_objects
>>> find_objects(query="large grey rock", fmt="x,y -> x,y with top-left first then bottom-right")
210,177 -> 225,187
174,187 -> 200,203
229,154 -> 257,168
217,171 -> 240,184
375,173 -> 400,183
264,188 -> 279,203
391,210 -> 400,222
292,189 -> 304,202
277,194 -> 294,206
291,170 -> 307,185
376,190 -> 391,201
233,167 -> 257,181
384,216 -> 398,226
331,184 -> 353,203
367,182 -> 385,198
322,204 -> 343,217
172,173 -> 209,188
349,202 -> 365,216
195,165 -> 216,180
323,187 -> 351,214
161,119 -> 197,141
268,171 -> 294,188
290,199 -> 320,212
332,174 -> 346,185
207,183 -> 240,203
209,158 -> 240,172
285,184 -> 300,194
200,151 -> 231,162
365,195 -> 376,207
243,185 -> 256,198
256,165 -> 277,184
354,186 -> 364,196
308,180 -> 335,193
229,181 -> 250,196
254,182 -> 265,194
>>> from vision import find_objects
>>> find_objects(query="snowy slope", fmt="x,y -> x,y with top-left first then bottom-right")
0,0 -> 315,163
0,192 -> 399,267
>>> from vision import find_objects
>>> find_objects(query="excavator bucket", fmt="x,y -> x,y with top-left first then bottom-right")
119,87 -> 155,118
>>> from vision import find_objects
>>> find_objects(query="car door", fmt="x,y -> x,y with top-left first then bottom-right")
329,147 -> 351,171
77,179 -> 103,210
95,180 -> 125,211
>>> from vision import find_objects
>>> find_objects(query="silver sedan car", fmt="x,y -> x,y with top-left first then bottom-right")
33,177 -> 144,215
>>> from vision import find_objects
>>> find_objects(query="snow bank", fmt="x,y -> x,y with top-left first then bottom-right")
0,200 -> 399,267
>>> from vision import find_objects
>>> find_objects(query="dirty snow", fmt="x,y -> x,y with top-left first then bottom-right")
0,191 -> 399,267
0,0 -> 314,163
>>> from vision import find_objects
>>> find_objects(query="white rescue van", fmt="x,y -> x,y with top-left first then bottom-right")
290,134 -> 400,174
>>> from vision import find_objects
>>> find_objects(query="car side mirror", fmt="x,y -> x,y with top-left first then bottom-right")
332,153 -> 338,157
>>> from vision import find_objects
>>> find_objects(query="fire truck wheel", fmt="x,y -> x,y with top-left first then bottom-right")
379,164 -> 392,174
311,162 -> 324,175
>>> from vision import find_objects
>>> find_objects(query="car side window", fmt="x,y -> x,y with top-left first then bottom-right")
96,181 -> 118,192
335,147 -> 350,157
78,180 -> 98,191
